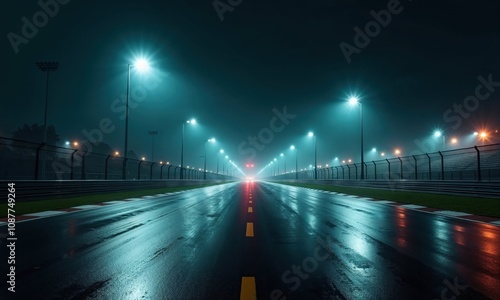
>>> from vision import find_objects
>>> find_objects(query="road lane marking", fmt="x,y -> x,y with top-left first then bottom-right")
240,276 -> 256,300
248,207 -> 253,213
24,211 -> 66,217
435,210 -> 472,217
72,205 -> 103,209
400,204 -> 426,209
372,200 -> 395,204
246,222 -> 254,237
103,200 -> 127,204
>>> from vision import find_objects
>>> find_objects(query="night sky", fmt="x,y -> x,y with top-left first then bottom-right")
2,0 -> 499,176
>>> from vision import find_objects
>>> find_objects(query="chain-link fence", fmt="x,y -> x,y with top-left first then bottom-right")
0,137 -> 235,180
270,143 -> 500,181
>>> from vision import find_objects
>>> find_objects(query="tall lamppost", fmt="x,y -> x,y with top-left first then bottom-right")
290,145 -> 298,179
36,61 -> 59,179
308,131 -> 317,180
280,153 -> 286,174
123,58 -> 150,179
181,118 -> 196,179
348,96 -> 364,180
223,155 -> 229,176
204,138 -> 216,180
217,149 -> 224,174
433,130 -> 445,150
148,130 -> 158,162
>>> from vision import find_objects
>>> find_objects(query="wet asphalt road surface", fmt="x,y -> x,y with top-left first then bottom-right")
1,181 -> 499,299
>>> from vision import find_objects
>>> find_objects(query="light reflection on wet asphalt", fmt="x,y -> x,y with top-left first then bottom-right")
0,181 -> 497,299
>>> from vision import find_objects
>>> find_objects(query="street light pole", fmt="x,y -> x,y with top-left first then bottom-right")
181,122 -> 185,179
314,135 -> 317,180
291,145 -> 298,179
360,102 -> 364,180
217,149 -> 224,175
36,61 -> 59,180
204,142 -> 207,180
149,131 -> 158,162
123,64 -> 131,179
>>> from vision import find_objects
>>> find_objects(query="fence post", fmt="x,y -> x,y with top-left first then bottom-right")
105,155 -> 111,180
354,164 -> 357,179
398,157 -> 403,179
438,151 -> 444,180
81,153 -> 86,180
372,161 -> 377,180
150,162 -> 154,179
34,143 -> 45,180
168,165 -> 173,179
138,160 -> 144,179
174,166 -> 179,179
70,149 -> 78,180
122,158 -> 128,180
160,163 -> 165,179
341,166 -> 345,179
475,146 -> 481,181
412,155 -> 418,180
426,153 -> 431,180
386,159 -> 391,179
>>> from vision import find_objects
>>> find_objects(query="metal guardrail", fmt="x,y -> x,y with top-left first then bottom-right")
1,180 -> 233,202
267,143 -> 500,181
274,179 -> 500,198
0,137 -> 238,180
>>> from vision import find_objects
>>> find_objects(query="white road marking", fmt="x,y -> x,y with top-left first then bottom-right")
24,211 -> 66,217
72,205 -> 102,209
372,200 -> 395,204
400,204 -> 426,209
435,210 -> 472,217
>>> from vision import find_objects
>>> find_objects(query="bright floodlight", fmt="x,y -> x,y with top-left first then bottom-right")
134,58 -> 150,72
280,153 -> 284,157
433,130 -> 442,138
274,158 -> 277,161
225,155 -> 228,159
290,145 -> 295,150
208,138 -> 216,142
371,148 -> 377,152
187,118 -> 196,124
348,96 -> 359,106
65,141 -> 70,145
220,149 -> 224,153
395,149 -> 401,155
480,132 -> 487,138
473,132 -> 478,136
308,131 -> 314,137
451,138 -> 458,144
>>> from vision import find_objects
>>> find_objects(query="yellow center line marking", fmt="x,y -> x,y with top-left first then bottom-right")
240,276 -> 256,300
246,222 -> 254,237
248,207 -> 253,213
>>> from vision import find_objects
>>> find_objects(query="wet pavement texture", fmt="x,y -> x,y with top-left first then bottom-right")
1,181 -> 498,299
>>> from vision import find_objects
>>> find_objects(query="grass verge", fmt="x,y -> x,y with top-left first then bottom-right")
2,183 -> 227,218
273,182 -> 500,218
